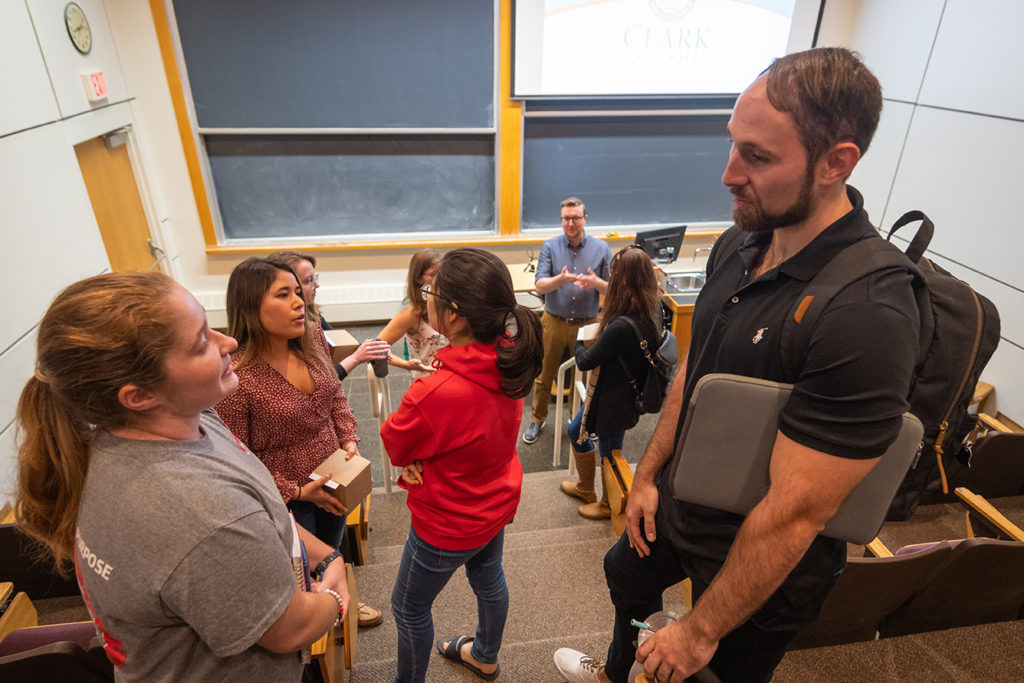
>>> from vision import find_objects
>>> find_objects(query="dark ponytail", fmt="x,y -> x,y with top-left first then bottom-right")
433,248 -> 543,398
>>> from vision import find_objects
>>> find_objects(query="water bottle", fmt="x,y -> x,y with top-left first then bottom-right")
371,338 -> 389,378
628,608 -> 685,681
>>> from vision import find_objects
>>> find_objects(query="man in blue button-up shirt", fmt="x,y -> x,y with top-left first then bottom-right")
523,197 -> 612,445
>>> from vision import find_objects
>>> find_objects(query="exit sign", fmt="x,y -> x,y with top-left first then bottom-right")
81,70 -> 108,102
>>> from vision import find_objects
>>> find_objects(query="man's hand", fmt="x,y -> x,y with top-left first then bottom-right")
401,460 -> 424,485
636,616 -> 718,683
625,476 -> 659,557
304,474 -> 348,516
573,267 -> 603,291
558,266 -> 579,285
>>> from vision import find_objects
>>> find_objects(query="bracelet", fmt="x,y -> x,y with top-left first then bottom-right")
322,588 -> 345,628
313,551 -> 343,580
295,484 -> 301,501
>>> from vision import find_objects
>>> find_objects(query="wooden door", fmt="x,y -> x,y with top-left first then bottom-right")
74,135 -> 160,272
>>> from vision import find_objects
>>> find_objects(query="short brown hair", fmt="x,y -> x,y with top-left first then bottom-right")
561,197 -> 586,214
762,47 -> 882,164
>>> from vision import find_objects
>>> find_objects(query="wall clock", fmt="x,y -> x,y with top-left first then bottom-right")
64,2 -> 92,55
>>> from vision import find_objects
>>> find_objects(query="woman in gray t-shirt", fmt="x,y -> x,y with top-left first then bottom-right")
15,272 -> 348,682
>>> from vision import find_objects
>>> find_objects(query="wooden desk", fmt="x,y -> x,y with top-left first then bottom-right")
506,262 -> 539,294
661,292 -> 695,361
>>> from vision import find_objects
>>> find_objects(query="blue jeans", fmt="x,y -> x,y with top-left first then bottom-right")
391,525 -> 508,683
287,500 -> 346,552
568,405 -> 624,460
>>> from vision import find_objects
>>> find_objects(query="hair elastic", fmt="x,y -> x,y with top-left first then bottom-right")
33,366 -> 49,383
502,310 -> 518,338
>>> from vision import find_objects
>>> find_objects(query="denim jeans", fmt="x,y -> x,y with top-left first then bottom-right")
391,525 -> 508,683
287,499 -> 346,552
567,405 -> 624,460
602,507 -> 798,683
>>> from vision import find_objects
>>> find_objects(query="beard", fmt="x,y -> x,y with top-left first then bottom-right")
732,170 -> 815,234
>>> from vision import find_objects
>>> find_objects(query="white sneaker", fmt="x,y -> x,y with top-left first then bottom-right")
554,648 -> 604,683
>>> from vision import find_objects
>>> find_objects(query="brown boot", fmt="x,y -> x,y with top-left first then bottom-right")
560,450 -> 597,503
579,478 -> 612,520
578,500 -> 611,520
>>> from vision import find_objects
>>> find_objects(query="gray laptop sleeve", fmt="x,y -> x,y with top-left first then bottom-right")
668,373 -> 924,544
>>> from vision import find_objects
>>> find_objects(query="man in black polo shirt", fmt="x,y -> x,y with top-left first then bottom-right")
554,48 -> 919,683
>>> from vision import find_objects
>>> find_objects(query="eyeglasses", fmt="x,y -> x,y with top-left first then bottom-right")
561,215 -> 585,224
420,283 -> 456,306
301,272 -> 319,288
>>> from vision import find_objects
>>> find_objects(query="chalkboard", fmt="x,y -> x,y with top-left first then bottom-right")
521,115 -> 734,229
207,135 -> 495,239
173,0 -> 494,129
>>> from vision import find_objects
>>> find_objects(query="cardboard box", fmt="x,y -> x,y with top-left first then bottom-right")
309,452 -> 372,509
323,329 -> 360,364
577,321 -> 600,346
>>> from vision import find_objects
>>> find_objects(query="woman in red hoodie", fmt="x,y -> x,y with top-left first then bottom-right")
381,248 -> 543,682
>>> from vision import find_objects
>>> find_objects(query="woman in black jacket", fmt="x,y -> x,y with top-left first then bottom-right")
562,245 -> 663,519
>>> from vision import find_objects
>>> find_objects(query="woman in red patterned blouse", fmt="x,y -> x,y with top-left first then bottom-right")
216,257 -> 359,552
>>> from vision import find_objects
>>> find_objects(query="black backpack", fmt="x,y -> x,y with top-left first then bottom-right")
617,316 -> 679,414
713,211 -> 1001,521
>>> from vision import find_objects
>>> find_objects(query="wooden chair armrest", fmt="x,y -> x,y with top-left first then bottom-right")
978,413 -> 1013,433
865,537 -> 894,557
955,487 -> 1024,542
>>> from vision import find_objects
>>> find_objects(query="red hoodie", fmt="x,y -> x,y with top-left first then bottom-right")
381,342 -> 523,550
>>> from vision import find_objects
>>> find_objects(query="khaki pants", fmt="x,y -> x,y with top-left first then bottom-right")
531,311 -> 590,424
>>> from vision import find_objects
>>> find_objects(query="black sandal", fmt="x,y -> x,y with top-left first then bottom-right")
436,635 -> 500,681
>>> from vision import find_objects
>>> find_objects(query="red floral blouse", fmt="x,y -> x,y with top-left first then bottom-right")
216,352 -> 358,502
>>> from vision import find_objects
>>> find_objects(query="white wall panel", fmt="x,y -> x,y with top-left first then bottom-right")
0,124 -> 109,352
0,423 -> 17,507
981,345 -> 1024,426
24,0 -> 128,118
882,106 -> 1021,292
0,0 -> 60,137
0,330 -> 37,437
846,0 -> 945,103
918,0 -> 1024,119
849,100 -> 914,225
925,252 -> 1024,349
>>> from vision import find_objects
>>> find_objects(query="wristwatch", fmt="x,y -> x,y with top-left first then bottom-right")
313,550 -> 343,579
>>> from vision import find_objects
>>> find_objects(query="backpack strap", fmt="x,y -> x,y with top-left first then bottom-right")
616,316 -> 653,385
886,210 -> 934,264
779,236 -> 922,378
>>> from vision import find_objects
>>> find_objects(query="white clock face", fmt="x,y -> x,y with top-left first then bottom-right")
65,2 -> 92,54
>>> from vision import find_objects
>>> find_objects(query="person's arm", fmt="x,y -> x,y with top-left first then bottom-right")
636,431 -> 880,680
338,338 -> 391,376
624,358 -> 687,556
258,525 -> 348,653
378,306 -> 435,372
535,266 -> 578,295
574,319 -> 630,371
380,395 -> 437,469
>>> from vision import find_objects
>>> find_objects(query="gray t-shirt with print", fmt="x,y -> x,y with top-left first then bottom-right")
75,410 -> 301,682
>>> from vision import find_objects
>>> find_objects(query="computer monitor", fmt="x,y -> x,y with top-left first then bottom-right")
634,225 -> 687,264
